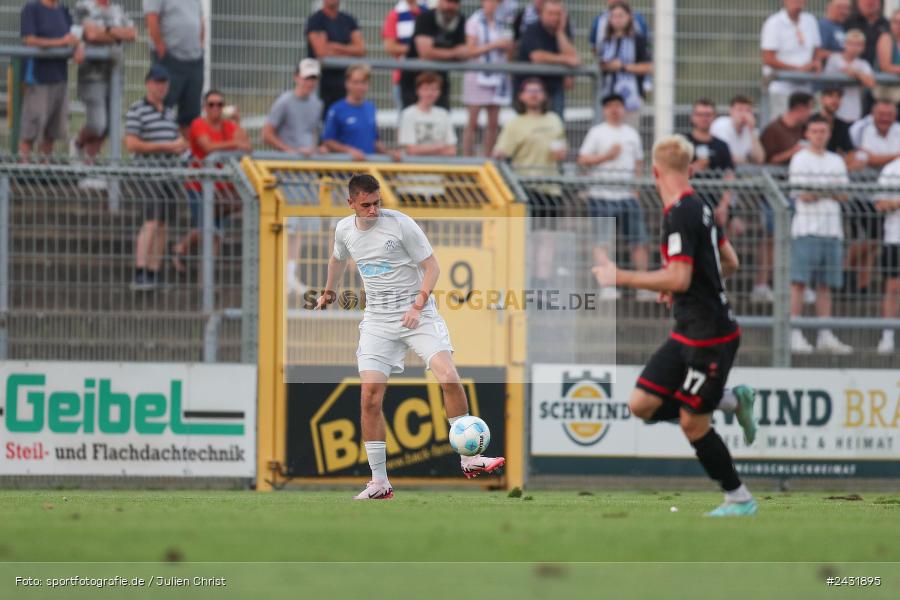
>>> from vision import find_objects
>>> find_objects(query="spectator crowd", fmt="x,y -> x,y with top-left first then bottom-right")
12,0 -> 900,354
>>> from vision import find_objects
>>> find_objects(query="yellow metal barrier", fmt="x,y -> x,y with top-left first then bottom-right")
243,158 -> 526,491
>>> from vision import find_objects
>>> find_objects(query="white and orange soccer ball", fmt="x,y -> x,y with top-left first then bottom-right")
448,416 -> 490,457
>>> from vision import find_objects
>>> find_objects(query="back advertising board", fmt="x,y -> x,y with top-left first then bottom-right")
531,365 -> 900,478
286,367 -> 506,478
1,362 -> 257,477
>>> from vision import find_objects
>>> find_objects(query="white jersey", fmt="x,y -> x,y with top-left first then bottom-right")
333,208 -> 435,319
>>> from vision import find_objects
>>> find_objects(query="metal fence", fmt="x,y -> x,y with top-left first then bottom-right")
507,165 -> 900,370
0,158 -> 258,363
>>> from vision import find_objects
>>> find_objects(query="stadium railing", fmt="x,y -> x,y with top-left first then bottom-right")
762,70 -> 900,124
0,156 -> 258,364
0,44 -> 125,159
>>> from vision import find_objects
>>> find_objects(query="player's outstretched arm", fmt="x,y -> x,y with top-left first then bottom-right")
401,255 -> 440,329
315,256 -> 348,310
593,257 -> 692,293
719,240 -> 739,279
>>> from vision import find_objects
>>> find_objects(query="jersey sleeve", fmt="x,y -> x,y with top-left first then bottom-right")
333,222 -> 349,261
665,205 -> 699,264
398,214 -> 433,263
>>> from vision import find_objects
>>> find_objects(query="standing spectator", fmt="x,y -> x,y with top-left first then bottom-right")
171,89 -> 252,273
824,29 -> 875,122
577,93 -> 652,302
398,72 -> 457,156
516,0 -> 580,118
598,1 -> 651,129
711,95 -> 765,165
262,59 -> 325,156
685,98 -> 735,228
589,0 -> 649,53
845,0 -> 889,66
144,0 -> 204,136
760,0 -> 824,121
322,64 -> 401,162
382,1 -> 427,112
856,99 -> 900,168
307,0 -> 366,117
71,0 -> 135,187
401,0 -> 469,109
19,0 -> 84,159
788,115 -> 853,354
875,156 -> 900,354
462,0 -> 513,156
817,88 -> 858,160
125,65 -> 188,291
819,0 -> 852,54
875,9 -> 900,104
761,91 -> 814,165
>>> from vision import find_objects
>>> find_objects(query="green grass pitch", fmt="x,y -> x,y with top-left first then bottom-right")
1,489 -> 898,599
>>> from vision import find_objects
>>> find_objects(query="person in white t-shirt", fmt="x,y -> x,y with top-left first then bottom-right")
761,0 -> 825,121
577,93 -> 653,302
856,100 -> 900,169
315,174 -> 506,500
788,115 -> 853,355
875,157 -> 900,354
710,95 -> 765,165
823,29 -> 875,123
397,71 -> 457,157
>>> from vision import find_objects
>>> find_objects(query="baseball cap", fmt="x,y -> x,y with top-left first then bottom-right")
145,64 -> 170,82
298,58 -> 321,79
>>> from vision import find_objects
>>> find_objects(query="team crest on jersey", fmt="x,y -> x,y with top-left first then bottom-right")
384,239 -> 398,252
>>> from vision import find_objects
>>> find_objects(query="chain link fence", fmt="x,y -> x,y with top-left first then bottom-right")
0,158 -> 258,364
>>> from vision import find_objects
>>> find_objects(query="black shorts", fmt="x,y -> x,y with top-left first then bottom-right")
882,244 -> 900,279
845,198 -> 883,240
636,331 -> 741,414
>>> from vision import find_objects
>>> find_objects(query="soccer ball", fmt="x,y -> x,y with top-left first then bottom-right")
448,416 -> 490,457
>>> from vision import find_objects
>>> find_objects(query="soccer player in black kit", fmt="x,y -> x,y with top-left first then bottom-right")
593,135 -> 759,516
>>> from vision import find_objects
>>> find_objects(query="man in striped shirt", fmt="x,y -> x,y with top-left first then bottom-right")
125,64 -> 188,290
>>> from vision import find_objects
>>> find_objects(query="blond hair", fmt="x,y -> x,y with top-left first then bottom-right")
844,28 -> 865,44
652,135 -> 694,174
345,63 -> 371,81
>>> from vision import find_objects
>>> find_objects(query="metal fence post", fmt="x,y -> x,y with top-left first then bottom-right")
9,58 -> 22,155
107,47 -> 124,210
762,170 -> 791,367
201,177 -> 215,314
0,176 -> 8,359
238,165 -> 260,365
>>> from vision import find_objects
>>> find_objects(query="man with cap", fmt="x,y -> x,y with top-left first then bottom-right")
125,64 -> 188,291
263,59 -> 325,156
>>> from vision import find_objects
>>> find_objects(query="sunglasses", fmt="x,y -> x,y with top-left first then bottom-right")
207,101 -> 225,107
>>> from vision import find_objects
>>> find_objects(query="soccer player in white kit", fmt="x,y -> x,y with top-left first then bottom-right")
315,174 -> 506,500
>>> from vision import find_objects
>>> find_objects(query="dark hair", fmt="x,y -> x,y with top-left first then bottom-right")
873,97 -> 897,110
821,86 -> 844,97
513,78 -> 549,114
415,71 -> 443,90
788,91 -> 814,110
604,1 -> 635,40
204,89 -> 224,102
805,113 -> 831,132
601,93 -> 625,106
348,173 -> 380,198
693,97 -> 715,110
729,94 -> 753,107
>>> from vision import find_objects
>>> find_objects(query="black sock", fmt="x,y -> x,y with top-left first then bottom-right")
690,428 -> 741,491
135,267 -> 145,276
648,402 -> 680,423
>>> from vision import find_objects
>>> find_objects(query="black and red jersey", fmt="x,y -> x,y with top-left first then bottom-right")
660,189 -> 738,343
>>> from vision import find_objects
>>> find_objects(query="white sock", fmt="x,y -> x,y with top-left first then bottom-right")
882,329 -> 895,344
724,483 -> 753,504
719,388 -> 737,414
448,414 -> 468,427
364,441 -> 388,482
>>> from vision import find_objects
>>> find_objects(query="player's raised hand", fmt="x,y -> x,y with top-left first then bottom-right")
658,291 -> 673,308
592,251 -> 618,287
401,305 -> 422,329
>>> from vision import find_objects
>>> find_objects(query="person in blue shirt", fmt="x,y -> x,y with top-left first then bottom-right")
819,0 -> 852,55
322,64 -> 401,161
19,0 -> 84,158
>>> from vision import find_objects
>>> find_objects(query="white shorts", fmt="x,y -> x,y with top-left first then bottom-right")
356,312 -> 454,377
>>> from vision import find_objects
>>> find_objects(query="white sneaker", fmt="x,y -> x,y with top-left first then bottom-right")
599,287 -> 621,301
68,138 -> 84,162
791,330 -> 814,354
635,289 -> 657,303
817,331 -> 852,355
803,288 -> 817,305
877,335 -> 895,355
78,177 -> 107,191
750,284 -> 774,303
352,479 -> 394,500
